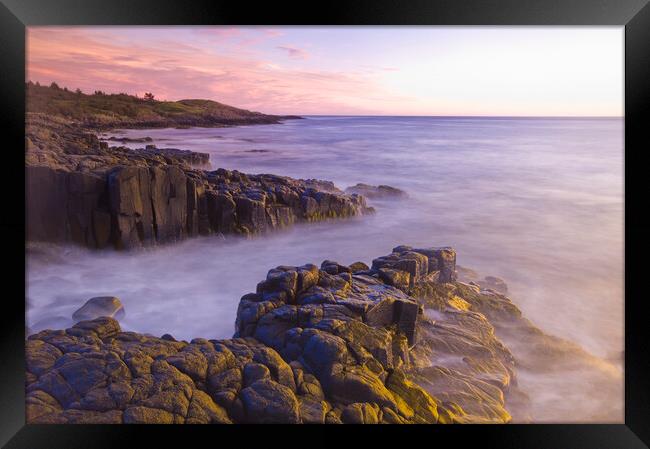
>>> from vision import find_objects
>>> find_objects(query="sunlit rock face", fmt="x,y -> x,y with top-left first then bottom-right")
25,249 -> 434,424
24,245 -> 621,424
409,274 -> 623,423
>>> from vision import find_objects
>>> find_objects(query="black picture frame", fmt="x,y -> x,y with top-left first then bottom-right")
1,0 -> 648,447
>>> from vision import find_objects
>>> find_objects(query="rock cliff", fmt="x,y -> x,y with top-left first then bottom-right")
26,115 -> 373,250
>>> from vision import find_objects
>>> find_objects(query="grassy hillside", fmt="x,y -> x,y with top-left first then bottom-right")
27,82 -> 298,129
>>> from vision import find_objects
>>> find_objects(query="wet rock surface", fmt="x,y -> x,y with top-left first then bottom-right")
105,136 -> 154,144
456,266 -> 509,295
136,145 -> 211,167
24,245 -> 524,424
26,115 -> 374,250
25,246 -> 621,424
345,183 -> 408,199
72,296 -> 124,322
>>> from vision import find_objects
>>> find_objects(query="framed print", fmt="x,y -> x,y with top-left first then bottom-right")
1,0 -> 648,447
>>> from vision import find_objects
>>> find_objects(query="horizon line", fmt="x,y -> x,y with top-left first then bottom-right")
26,81 -> 623,120
295,114 -> 624,119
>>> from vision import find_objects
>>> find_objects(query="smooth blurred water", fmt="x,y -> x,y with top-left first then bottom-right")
26,115 -> 624,363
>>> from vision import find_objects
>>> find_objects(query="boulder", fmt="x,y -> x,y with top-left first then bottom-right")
391,246 -> 457,283
341,402 -> 380,424
72,296 -> 125,323
345,183 -> 408,199
349,261 -> 370,273
239,379 -> 300,423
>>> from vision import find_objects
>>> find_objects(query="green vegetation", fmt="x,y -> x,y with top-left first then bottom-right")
26,81 -> 296,129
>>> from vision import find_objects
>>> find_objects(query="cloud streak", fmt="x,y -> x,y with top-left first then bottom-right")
276,45 -> 310,59
26,26 -> 623,116
26,27 -> 400,115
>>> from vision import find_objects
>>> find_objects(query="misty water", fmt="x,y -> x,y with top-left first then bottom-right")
26,116 -> 624,422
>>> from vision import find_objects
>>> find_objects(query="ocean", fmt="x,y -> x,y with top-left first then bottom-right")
26,116 -> 624,421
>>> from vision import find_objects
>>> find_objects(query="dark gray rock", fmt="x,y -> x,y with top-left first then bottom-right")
240,379 -> 300,423
390,246 -> 457,283
72,296 -> 125,322
108,166 -> 154,249
28,160 -> 373,250
349,261 -> 370,273
345,183 -> 408,199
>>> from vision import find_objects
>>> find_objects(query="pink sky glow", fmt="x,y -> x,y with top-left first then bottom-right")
27,26 -> 623,116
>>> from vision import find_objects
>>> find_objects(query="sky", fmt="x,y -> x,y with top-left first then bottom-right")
26,26 -> 623,117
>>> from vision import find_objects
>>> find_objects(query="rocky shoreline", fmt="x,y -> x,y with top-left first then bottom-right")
26,243 -> 623,424
26,84 -> 370,251
25,84 -> 623,424
24,245 -> 517,424
26,114 -> 374,250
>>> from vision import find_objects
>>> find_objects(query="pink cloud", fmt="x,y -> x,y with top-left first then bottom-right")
26,27 -> 409,115
276,45 -> 310,59
194,27 -> 286,52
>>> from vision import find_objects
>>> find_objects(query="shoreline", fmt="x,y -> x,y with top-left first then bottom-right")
24,85 -> 624,424
26,111 -> 377,250
25,86 -> 380,253
25,245 -> 503,424
25,244 -> 622,424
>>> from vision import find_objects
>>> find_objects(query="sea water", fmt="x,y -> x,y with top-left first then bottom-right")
26,116 -> 624,421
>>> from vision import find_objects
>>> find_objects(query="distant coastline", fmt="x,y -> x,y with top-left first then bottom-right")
27,81 -> 302,132
25,82 -> 371,251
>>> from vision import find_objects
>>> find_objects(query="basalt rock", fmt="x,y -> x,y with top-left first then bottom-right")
105,136 -> 154,143
72,296 -> 125,323
24,245 -> 529,424
345,183 -> 408,199
24,246 -> 461,424
128,145 -> 209,167
25,246 -> 622,424
26,117 -> 374,250
372,246 -> 457,287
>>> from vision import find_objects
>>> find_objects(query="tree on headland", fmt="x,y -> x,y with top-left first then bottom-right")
50,82 -> 60,90
143,92 -> 155,102
75,88 -> 82,95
